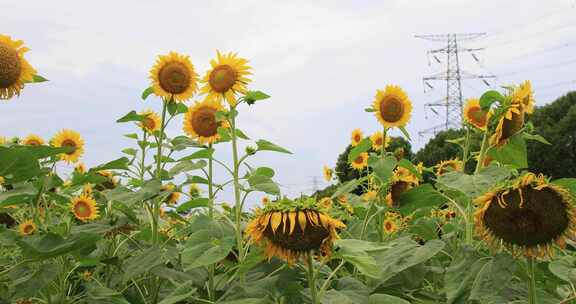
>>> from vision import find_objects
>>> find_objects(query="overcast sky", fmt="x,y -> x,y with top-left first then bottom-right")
2,0 -> 576,202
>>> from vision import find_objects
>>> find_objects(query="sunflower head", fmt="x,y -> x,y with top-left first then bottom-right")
319,197 -> 333,209
150,51 -> 198,102
51,129 -> 84,163
383,212 -> 406,235
71,195 -> 99,222
323,165 -> 333,182
189,184 -> 200,198
350,129 -> 363,147
139,110 -> 161,133
370,131 -> 390,151
513,80 -> 535,114
95,170 -> 117,190
490,102 -> 524,147
0,35 -> 36,100
386,167 -> 419,207
161,184 -> 181,205
262,196 -> 271,205
475,173 -> 576,258
74,162 -> 87,174
372,85 -> 412,128
350,152 -> 369,171
18,219 -> 36,235
246,197 -> 346,264
435,159 -> 463,176
22,134 -> 44,146
82,184 -> 93,197
201,51 -> 252,106
362,190 -> 378,202
463,98 -> 491,130
183,98 -> 229,144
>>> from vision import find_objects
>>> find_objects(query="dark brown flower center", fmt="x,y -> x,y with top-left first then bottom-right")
379,97 -> 404,123
158,62 -> 191,94
354,155 -> 364,164
74,201 -> 92,218
384,221 -> 393,231
484,186 -> 569,247
61,139 -> 77,155
191,106 -> 219,137
263,210 -> 329,252
26,139 -> 41,146
142,116 -> 156,130
23,224 -> 34,234
468,106 -> 487,127
390,181 -> 409,207
375,137 -> 383,146
209,65 -> 236,93
0,42 -> 21,89
500,109 -> 524,142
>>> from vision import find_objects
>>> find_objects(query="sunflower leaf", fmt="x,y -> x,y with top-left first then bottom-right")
141,86 -> 154,100
24,75 -> 49,83
348,138 -> 372,163
364,107 -> 375,112
487,133 -> 527,169
479,90 -> 505,111
90,157 -> 130,172
177,198 -> 210,212
245,90 -> 270,105
256,139 -> 292,154
178,148 -> 214,161
117,111 -> 146,123
523,132 -> 551,145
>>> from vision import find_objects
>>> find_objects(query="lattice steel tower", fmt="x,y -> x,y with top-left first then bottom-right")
415,33 -> 495,135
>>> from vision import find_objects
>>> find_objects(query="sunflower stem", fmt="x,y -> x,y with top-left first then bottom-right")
152,98 -> 169,245
229,105 -> 245,285
474,131 -> 489,174
140,131 -> 147,182
527,256 -> 538,304
207,143 -> 216,301
462,126 -> 471,172
307,253 -> 319,304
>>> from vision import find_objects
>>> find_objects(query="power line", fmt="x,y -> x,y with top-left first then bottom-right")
499,57 -> 576,77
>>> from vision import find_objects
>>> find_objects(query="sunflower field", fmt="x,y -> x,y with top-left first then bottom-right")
2,34 -> 576,304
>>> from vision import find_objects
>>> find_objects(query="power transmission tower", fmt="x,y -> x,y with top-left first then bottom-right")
415,33 -> 496,136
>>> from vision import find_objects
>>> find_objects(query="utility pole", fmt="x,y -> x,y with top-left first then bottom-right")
415,33 -> 496,136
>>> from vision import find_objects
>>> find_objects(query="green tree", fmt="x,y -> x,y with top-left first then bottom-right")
414,129 -> 481,173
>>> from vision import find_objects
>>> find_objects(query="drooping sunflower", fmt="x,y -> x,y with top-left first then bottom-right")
372,85 -> 412,128
139,110 -> 161,133
245,197 -> 346,264
435,159 -> 463,176
475,173 -> 576,258
183,98 -> 229,144
150,51 -> 198,102
200,51 -> 252,107
490,102 -> 524,147
463,98 -> 491,130
71,195 -> 99,222
51,129 -> 84,163
513,80 -> 535,114
350,129 -> 363,147
22,134 -> 44,146
350,152 -> 369,170
0,35 -> 36,100
370,131 -> 390,151
18,219 -> 36,235
161,184 -> 181,205
386,167 -> 419,208
95,170 -> 118,190
323,165 -> 333,182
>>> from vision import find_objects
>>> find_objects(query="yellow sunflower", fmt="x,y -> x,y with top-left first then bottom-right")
200,51 -> 252,107
350,129 -> 363,147
370,131 -> 390,151
74,162 -> 87,174
183,98 -> 229,144
51,129 -> 84,163
161,184 -> 181,205
475,173 -> 576,258
22,134 -> 44,146
262,196 -> 271,205
245,198 -> 346,264
362,190 -> 378,202
82,184 -> 93,197
463,98 -> 491,130
383,218 -> 399,235
323,165 -> 333,182
319,197 -> 333,209
513,80 -> 535,114
139,109 -> 161,133
71,195 -> 99,221
0,35 -> 36,100
150,51 -> 198,102
386,167 -> 419,207
435,159 -> 463,176
490,102 -> 524,147
350,152 -> 369,170
372,85 -> 412,128
95,170 -> 118,190
18,219 -> 36,235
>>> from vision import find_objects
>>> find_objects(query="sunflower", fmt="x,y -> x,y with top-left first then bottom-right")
200,51 -> 252,106
18,219 -> 36,235
372,85 -> 412,128
350,129 -> 363,147
323,165 -> 333,182
475,173 -> 576,258
245,198 -> 346,264
262,196 -> 271,205
0,35 -> 36,100
74,162 -> 87,174
161,184 -> 181,205
319,197 -> 333,209
51,129 -> 84,163
383,218 -> 399,235
82,184 -> 93,197
189,184 -> 200,198
95,170 -> 117,190
386,167 -> 419,208
150,51 -> 198,102
370,131 -> 390,151
435,159 -> 463,176
71,195 -> 99,221
463,98 -> 491,130
80,270 -> 93,282
513,80 -> 535,114
337,195 -> 354,214
22,134 -> 44,146
362,190 -> 378,202
350,152 -> 369,170
490,102 -> 524,147
139,110 -> 161,133
183,98 -> 229,144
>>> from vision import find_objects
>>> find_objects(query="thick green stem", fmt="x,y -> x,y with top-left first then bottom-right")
307,254 -> 319,304
207,143 -> 216,301
381,127 -> 387,157
140,131 -> 147,182
462,126 -> 471,172
475,131 -> 489,174
527,257 -> 538,304
464,203 -> 474,245
229,106 -> 245,283
152,99 -> 169,245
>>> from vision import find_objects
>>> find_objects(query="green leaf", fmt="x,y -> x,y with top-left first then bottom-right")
444,247 -> 490,304
399,126 -> 412,141
248,174 -> 280,195
256,139 -> 292,154
141,86 -> 154,100
398,184 -> 448,215
523,133 -> 551,145
487,133 -> 528,169
553,178 -> 576,197
169,160 -> 206,177
364,107 -> 375,112
0,146 -> 41,183
397,158 -> 421,180
90,157 -> 130,171
334,240 -> 386,279
436,165 -> 512,199
479,90 -> 505,110
21,145 -> 72,159
167,101 -> 188,115
86,285 -> 130,304
370,156 -> 397,184
123,246 -> 164,281
103,180 -> 161,205
217,127 -> 232,142
469,254 -> 517,302
369,294 -> 410,304
121,148 -> 137,156
236,129 -> 250,140
244,90 -> 270,105
124,133 -> 139,139
31,74 -> 49,83
549,256 -> 576,283
331,179 -> 360,198
254,167 -> 275,178
9,263 -> 58,298
347,138 -> 372,163
17,232 -> 100,261
176,198 -> 210,212
0,183 -> 36,207
182,229 -> 235,269
158,282 -> 197,304
116,110 -> 146,123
